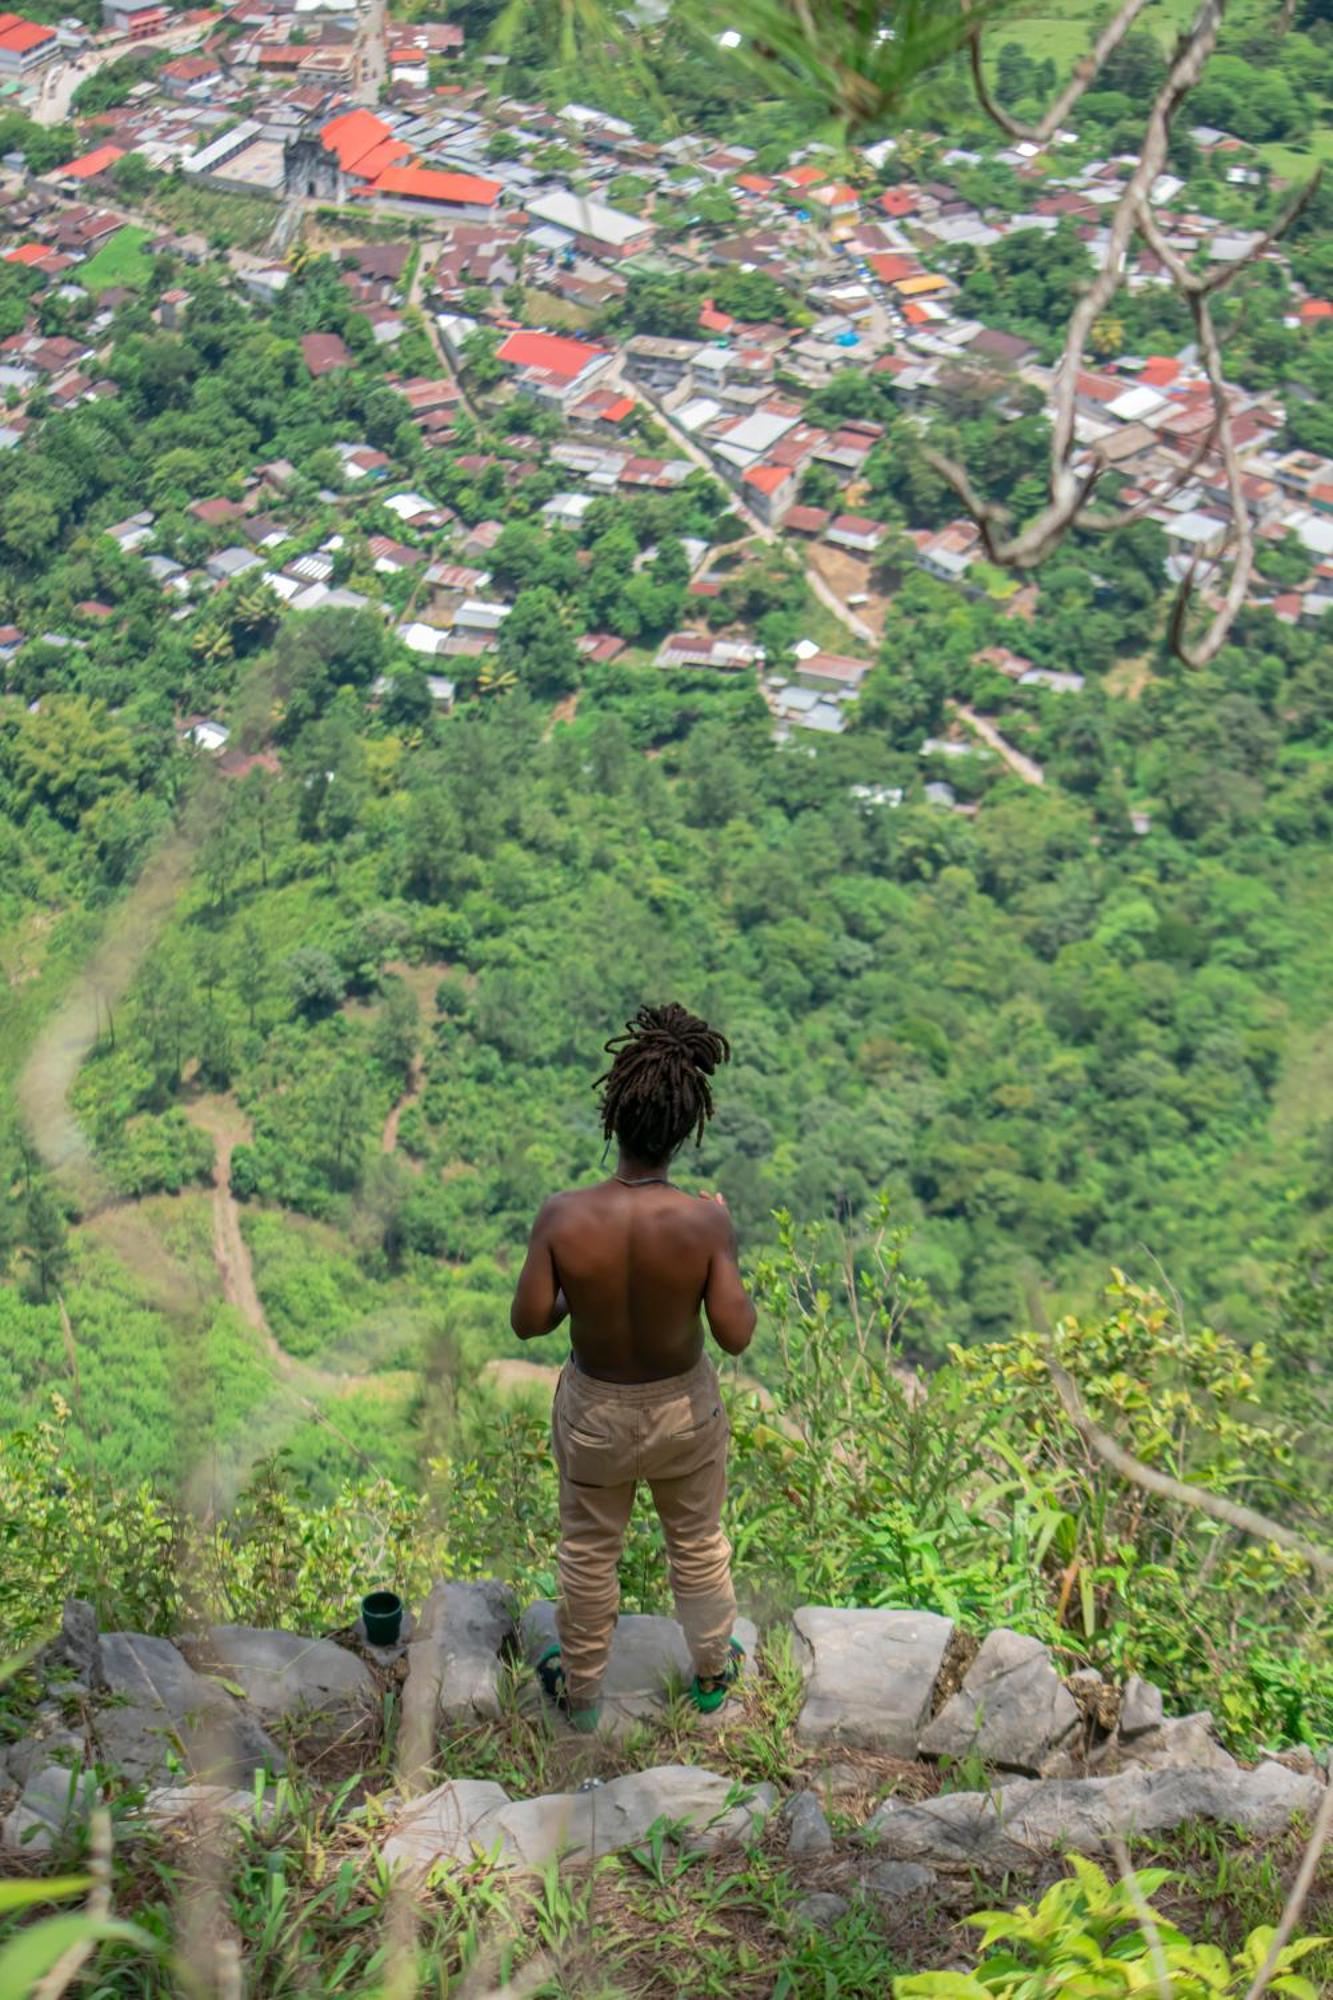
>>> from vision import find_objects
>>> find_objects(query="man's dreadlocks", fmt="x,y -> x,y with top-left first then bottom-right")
596,1003 -> 731,1162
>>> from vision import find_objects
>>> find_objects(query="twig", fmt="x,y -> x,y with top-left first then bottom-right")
964,0 -> 1152,144
1240,1773 -> 1333,2000
33,1805 -> 112,2000
1045,1352 -> 1333,1581
1110,1833 -> 1173,2000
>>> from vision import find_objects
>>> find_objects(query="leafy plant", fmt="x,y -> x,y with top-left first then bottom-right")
893,1858 -> 1327,1999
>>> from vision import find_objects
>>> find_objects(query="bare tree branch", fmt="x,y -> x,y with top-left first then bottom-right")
933,0 -> 1225,573
1078,416 -> 1220,532
1167,291 -> 1254,666
1240,1775 -> 1333,2000
963,0 -> 1153,145
947,1 -> 1317,659
1046,1352 -> 1333,1581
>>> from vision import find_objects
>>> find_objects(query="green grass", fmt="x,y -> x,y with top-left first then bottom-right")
981,0 -> 1254,71
145,183 -> 278,252
77,225 -> 153,293
1258,126 -> 1333,185
972,559 -> 1021,601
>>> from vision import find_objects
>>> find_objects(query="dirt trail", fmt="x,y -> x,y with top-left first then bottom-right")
184,1094 -> 374,1398
16,832 -> 196,1203
379,962 -> 445,1164
950,701 -> 1046,787
184,1097 -> 277,1351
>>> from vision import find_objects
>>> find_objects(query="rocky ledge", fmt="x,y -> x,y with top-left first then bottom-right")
2,1592 -> 1323,1880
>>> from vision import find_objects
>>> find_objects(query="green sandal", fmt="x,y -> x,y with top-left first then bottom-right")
535,1644 -> 601,1734
690,1638 -> 745,1715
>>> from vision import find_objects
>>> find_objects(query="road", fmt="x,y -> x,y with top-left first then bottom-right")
355,0 -> 387,103
950,701 -> 1045,786
409,241 -> 482,421
33,21 -> 206,127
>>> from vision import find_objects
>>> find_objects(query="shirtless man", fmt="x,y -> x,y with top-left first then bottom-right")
510,1003 -> 756,1731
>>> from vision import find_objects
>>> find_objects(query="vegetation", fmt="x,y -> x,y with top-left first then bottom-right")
1,1 -> 1332,1986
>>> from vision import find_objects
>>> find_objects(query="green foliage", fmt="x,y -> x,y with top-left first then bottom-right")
894,1858 -> 1326,1999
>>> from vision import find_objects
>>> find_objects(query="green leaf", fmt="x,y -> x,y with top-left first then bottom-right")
0,1878 -> 92,1912
0,1914 -> 155,1992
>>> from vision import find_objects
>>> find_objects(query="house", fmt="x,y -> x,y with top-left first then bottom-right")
524,188 -> 655,261
160,54 -> 223,99
0,13 -> 57,75
186,719 -> 231,753
657,631 -> 762,668
102,0 -> 168,35
300,332 -> 354,377
52,145 -> 125,187
741,461 -> 795,526
495,328 -> 612,408
827,514 -> 884,555
369,166 -> 503,219
206,548 -> 263,583
917,523 -> 979,582
967,327 -> 1036,369
622,334 -> 701,392
794,650 -> 870,694
784,505 -> 831,537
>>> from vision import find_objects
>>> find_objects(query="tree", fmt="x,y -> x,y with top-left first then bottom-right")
498,588 -> 580,700
236,919 -> 269,1029
374,978 -> 420,1081
21,1182 -> 68,1302
286,946 -> 346,1018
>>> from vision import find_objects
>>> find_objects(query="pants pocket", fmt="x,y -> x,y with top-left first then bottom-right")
554,1383 -> 630,1488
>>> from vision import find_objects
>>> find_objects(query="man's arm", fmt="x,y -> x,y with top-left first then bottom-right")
510,1199 -> 569,1340
701,1194 -> 756,1357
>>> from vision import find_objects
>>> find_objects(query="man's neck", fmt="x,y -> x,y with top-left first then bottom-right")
613,1149 -> 672,1185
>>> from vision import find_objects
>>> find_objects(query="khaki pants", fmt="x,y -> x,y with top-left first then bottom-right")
551,1352 -> 736,1705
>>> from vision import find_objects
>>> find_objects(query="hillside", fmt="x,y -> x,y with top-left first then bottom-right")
1,0 -> 1333,1988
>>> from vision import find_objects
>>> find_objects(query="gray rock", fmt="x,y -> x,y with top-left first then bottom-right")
401,1580 -> 513,1767
863,1761 -> 1322,1870
383,1764 -> 775,1876
522,1602 -> 759,1735
865,1859 -> 939,1904
792,1892 -> 849,1929
1118,1712 -> 1236,1774
781,1789 -> 833,1856
793,1607 -> 954,1754
5,1707 -> 84,1787
381,1778 -> 512,1874
809,1761 -> 865,1797
919,1629 -> 1081,1776
206,1627 -> 376,1748
141,1784 -> 278,1831
2,1764 -> 100,1856
96,1632 -> 281,1786
1119,1675 -> 1165,1738
38,1599 -> 103,1691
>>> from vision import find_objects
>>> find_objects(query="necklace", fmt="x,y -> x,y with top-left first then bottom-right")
613,1173 -> 673,1187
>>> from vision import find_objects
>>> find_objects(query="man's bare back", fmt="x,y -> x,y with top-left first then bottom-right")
510,1177 -> 754,1383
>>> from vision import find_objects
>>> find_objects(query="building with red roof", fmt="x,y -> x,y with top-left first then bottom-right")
741,460 -> 795,525
53,144 -> 126,183
0,12 -> 57,73
781,163 -> 826,190
496,328 -> 612,407
369,164 -> 502,213
300,332 -> 354,378
321,108 -> 406,179
5,242 -> 53,266
1298,299 -> 1332,325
